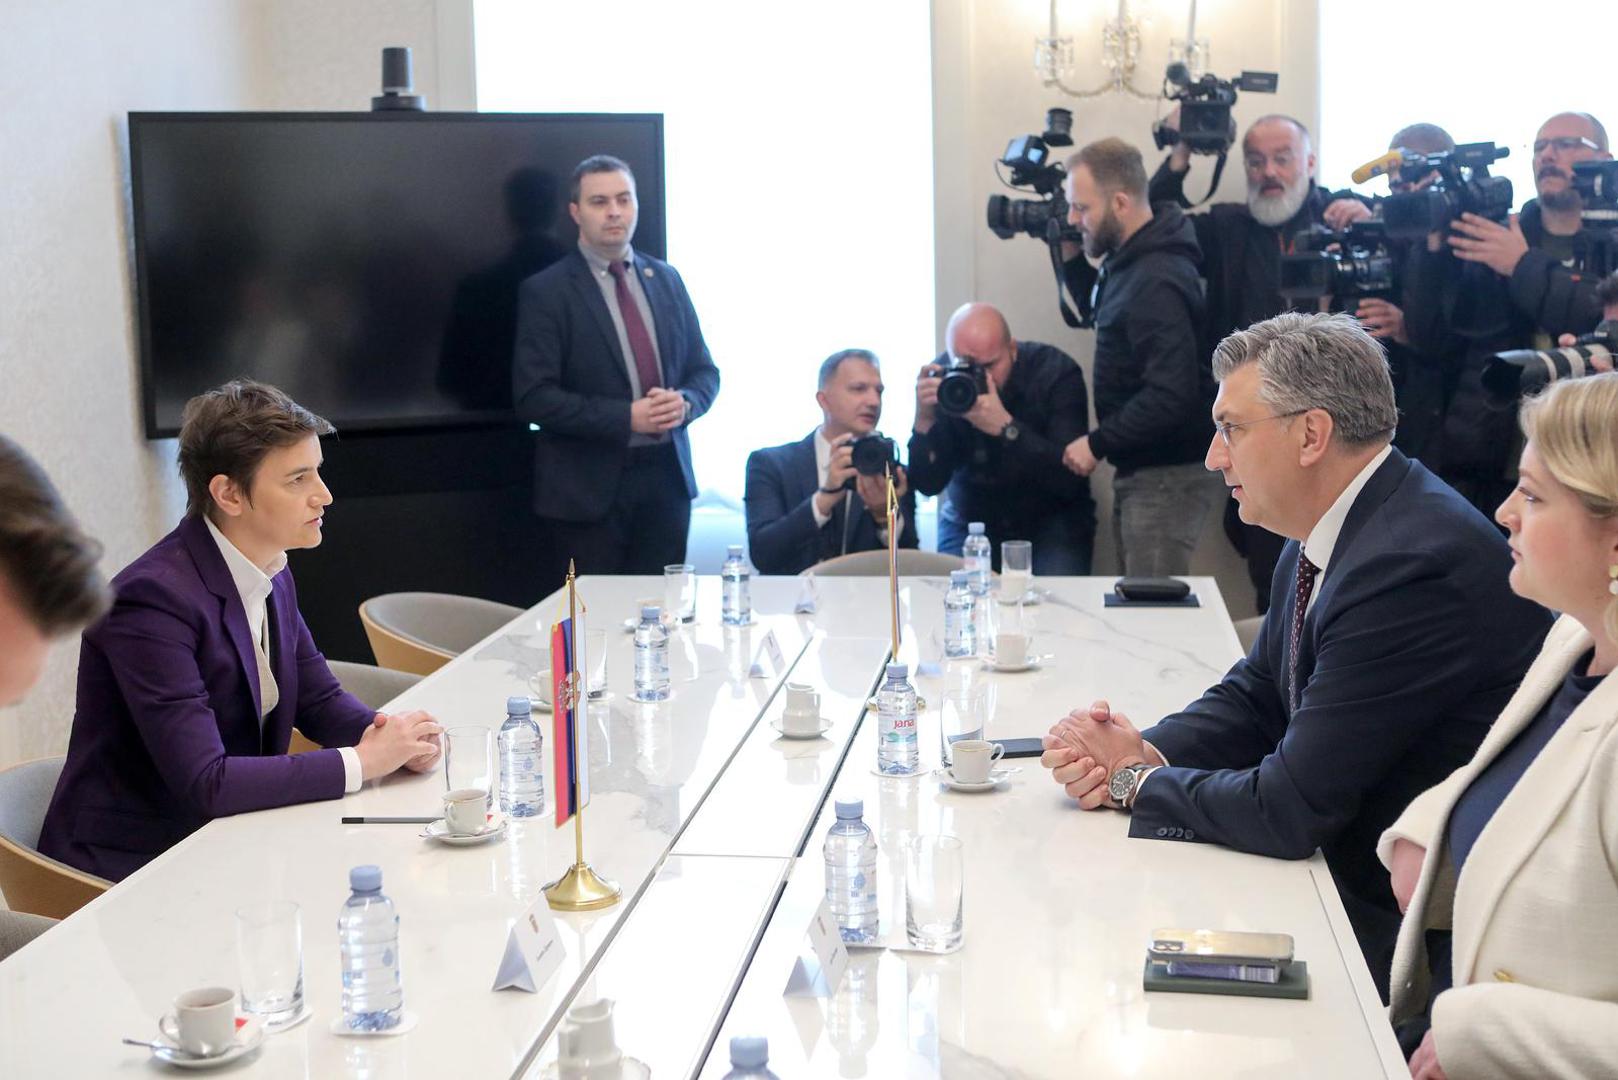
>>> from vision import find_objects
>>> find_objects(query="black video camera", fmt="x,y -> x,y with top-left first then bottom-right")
1483,320 -> 1617,402
1152,64 -> 1278,156
845,433 -> 898,487
986,108 -> 1077,242
934,358 -> 988,417
1574,160 -> 1618,277
1382,142 -> 1513,238
1278,222 -> 1396,301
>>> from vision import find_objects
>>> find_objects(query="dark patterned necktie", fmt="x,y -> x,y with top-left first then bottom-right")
607,260 -> 661,392
1288,553 -> 1320,714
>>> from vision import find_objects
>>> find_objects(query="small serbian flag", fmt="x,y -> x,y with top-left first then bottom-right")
550,607 -> 591,826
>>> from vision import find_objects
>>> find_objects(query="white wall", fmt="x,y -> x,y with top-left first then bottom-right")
0,0 -> 473,770
932,0 -> 1321,612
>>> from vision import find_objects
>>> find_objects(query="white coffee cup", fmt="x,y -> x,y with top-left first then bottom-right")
782,683 -> 821,734
527,654 -> 553,707
994,632 -> 1029,668
949,739 -> 1005,784
159,986 -> 237,1057
444,787 -> 488,835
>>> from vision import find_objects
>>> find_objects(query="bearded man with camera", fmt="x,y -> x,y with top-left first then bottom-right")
744,348 -> 917,575
908,302 -> 1095,573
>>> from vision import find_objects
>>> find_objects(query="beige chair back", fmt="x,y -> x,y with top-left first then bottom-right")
0,758 -> 111,919
810,549 -> 965,577
359,592 -> 522,676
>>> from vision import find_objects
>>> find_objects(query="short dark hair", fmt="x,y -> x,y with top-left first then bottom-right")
817,349 -> 879,389
1389,123 -> 1454,154
0,435 -> 111,636
1068,138 -> 1148,202
570,154 -> 635,203
1598,270 -> 1618,310
177,380 -> 334,520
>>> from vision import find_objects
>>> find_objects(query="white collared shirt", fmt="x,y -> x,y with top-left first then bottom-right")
1299,444 -> 1393,616
204,518 -> 362,793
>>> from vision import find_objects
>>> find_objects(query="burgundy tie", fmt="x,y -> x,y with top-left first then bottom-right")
1287,553 -> 1320,714
607,260 -> 662,392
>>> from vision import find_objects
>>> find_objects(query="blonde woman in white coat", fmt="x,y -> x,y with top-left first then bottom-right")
1379,371 -> 1618,1080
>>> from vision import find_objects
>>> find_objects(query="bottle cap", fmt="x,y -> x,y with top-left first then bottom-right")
727,544 -> 744,557
968,521 -> 985,535
641,605 -> 662,622
949,569 -> 969,586
507,695 -> 531,715
834,798 -> 864,820
349,864 -> 382,892
729,1036 -> 768,1068
885,662 -> 909,681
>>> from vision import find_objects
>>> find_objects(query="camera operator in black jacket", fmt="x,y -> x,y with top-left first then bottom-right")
1136,112 -> 1368,610
1401,111 -> 1611,515
909,303 -> 1095,573
1057,138 -> 1220,575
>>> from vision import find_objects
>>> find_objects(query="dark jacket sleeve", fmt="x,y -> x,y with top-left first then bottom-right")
1130,548 -> 1491,860
1400,244 -> 1462,357
744,449 -> 819,575
666,264 -> 722,423
511,276 -> 634,443
1508,250 -> 1603,339
1088,276 -> 1206,461
1149,157 -> 1192,209
907,417 -> 960,497
1000,357 -> 1090,501
96,577 -> 348,820
898,485 -> 920,550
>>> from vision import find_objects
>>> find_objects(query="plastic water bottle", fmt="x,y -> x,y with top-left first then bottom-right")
722,1035 -> 782,1079
824,799 -> 879,945
632,605 -> 671,702
498,695 -> 544,817
963,521 -> 992,595
339,865 -> 403,1032
876,662 -> 919,775
943,569 -> 976,658
722,545 -> 752,625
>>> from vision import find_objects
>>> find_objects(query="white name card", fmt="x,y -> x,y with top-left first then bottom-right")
749,629 -> 788,680
784,896 -> 850,998
492,893 -> 566,993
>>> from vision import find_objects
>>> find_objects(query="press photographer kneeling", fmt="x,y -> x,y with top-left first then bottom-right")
744,349 -> 917,575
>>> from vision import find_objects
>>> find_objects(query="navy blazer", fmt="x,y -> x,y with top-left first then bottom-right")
512,247 -> 721,521
38,516 -> 375,882
1131,450 -> 1551,956
744,432 -> 919,575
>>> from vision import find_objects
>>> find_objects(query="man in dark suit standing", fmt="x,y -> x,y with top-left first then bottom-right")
513,155 -> 721,586
744,349 -> 918,575
1038,312 -> 1551,998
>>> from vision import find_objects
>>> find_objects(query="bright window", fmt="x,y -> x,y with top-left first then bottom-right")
474,1 -> 937,506
1319,3 -> 1618,206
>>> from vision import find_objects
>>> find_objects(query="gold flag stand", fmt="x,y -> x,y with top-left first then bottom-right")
544,561 -> 621,912
867,466 -> 925,712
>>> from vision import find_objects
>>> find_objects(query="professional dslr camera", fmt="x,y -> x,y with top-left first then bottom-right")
1483,320 -> 1616,402
931,358 -> 989,417
1151,63 -> 1278,156
844,433 -> 899,488
1278,222 -> 1396,302
1382,142 -> 1513,238
1573,160 -> 1618,276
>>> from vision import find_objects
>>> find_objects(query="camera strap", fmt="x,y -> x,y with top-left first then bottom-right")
1185,151 -> 1231,207
1048,239 -> 1093,329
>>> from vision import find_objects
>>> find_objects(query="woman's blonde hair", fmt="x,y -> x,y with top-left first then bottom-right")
1520,372 -> 1618,643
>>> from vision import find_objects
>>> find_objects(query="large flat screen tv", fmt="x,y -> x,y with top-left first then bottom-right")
129,112 -> 665,437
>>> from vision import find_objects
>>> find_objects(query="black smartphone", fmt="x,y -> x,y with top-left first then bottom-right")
999,737 -> 1044,759
1114,576 -> 1192,602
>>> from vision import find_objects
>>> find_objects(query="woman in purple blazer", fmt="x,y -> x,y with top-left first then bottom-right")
39,382 -> 442,882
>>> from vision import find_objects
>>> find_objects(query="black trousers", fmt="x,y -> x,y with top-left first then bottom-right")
537,444 -> 692,590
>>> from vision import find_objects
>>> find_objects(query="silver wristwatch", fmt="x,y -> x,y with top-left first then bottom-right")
1107,762 -> 1151,808
1001,421 -> 1021,442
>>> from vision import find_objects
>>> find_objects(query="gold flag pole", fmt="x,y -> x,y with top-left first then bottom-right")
544,560 -> 621,911
869,465 -> 924,710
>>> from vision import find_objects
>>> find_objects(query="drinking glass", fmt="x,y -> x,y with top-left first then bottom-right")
1000,540 -> 1032,604
906,834 -> 964,951
585,627 -> 609,699
663,563 -> 697,623
236,901 -> 303,1025
939,685 -> 987,768
444,725 -> 495,809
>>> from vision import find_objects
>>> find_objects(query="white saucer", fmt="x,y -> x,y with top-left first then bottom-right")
770,715 -> 832,739
422,814 -> 509,845
529,696 -> 553,713
983,654 -> 1041,673
542,1057 -> 651,1079
150,1017 -> 265,1069
935,765 -> 1018,792
996,589 -> 1042,606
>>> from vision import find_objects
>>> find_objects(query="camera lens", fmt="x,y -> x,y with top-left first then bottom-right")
849,434 -> 896,477
936,363 -> 985,417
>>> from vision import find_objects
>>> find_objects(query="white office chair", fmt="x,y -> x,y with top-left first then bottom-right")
811,550 -> 964,577
359,592 -> 524,676
0,757 -> 111,919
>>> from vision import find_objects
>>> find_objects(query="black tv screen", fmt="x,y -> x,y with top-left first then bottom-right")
129,112 -> 666,437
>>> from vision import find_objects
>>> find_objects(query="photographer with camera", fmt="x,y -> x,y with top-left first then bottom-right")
1400,112 -> 1611,514
1057,138 -> 1220,576
909,303 -> 1095,573
1146,112 -> 1364,610
743,349 -> 916,575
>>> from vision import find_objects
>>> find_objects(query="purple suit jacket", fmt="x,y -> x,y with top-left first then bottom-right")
38,516 -> 375,881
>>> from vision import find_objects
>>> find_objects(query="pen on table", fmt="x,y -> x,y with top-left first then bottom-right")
341,815 -> 438,824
